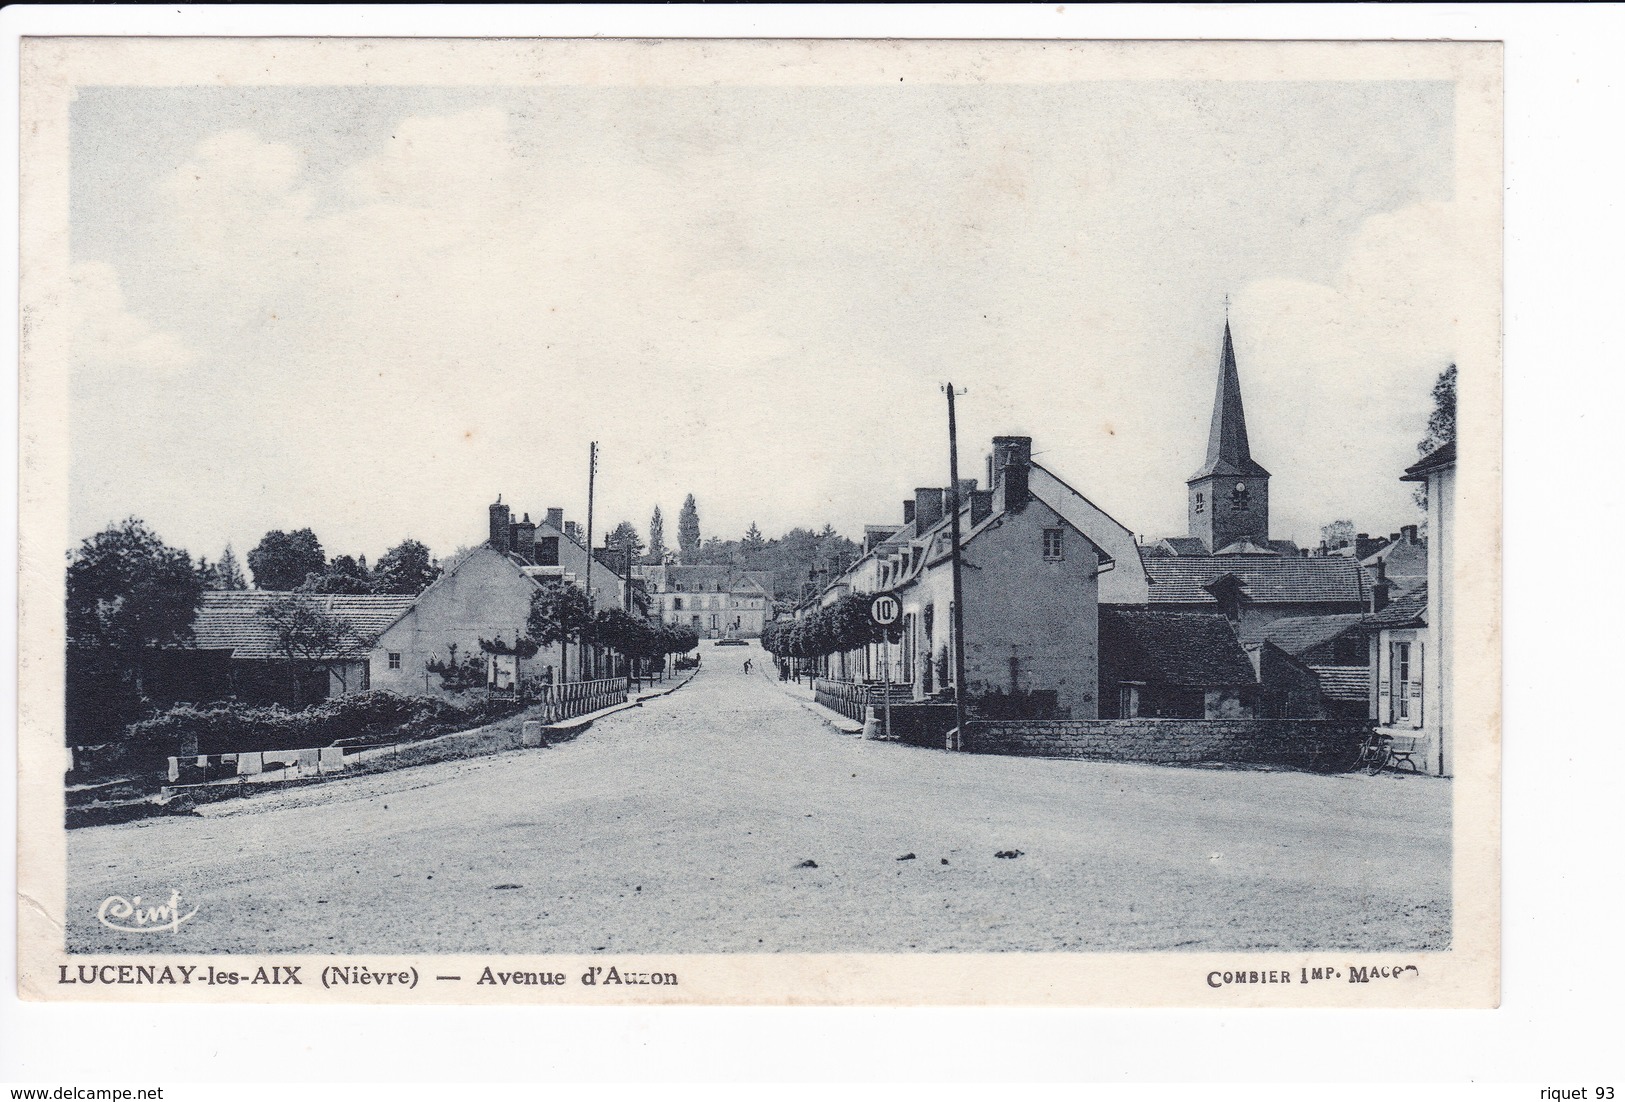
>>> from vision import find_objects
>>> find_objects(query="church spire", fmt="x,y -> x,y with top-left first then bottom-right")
1189,318 -> 1270,481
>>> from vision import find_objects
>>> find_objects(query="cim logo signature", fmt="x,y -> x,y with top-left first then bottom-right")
97,889 -> 198,934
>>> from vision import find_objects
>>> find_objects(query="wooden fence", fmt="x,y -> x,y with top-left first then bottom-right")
814,678 -> 914,724
535,677 -> 629,724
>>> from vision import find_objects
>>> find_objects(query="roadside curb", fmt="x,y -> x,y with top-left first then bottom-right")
542,667 -> 701,736
756,666 -> 864,735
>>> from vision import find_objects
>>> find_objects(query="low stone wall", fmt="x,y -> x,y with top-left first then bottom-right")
961,718 -> 1374,773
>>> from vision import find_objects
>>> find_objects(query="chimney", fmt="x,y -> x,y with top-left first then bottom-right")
993,435 -> 1032,512
903,499 -> 916,525
545,507 -> 564,531
510,513 -> 537,564
1370,559 -> 1392,613
1402,524 -> 1418,544
914,487 -> 945,531
970,488 -> 994,526
489,498 -> 511,553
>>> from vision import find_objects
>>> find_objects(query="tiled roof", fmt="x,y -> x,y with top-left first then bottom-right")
1100,609 -> 1258,687
1144,555 -> 1366,606
190,591 -> 418,660
1402,440 -> 1456,480
1365,583 -> 1428,628
1242,613 -> 1368,654
1310,665 -> 1371,703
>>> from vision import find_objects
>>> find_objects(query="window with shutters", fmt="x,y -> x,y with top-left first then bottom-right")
1042,528 -> 1064,560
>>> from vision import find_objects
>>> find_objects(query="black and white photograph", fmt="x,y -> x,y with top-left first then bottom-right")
16,34 -> 1501,1009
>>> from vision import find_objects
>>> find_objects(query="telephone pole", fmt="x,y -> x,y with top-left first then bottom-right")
583,440 -> 598,680
944,383 -> 969,751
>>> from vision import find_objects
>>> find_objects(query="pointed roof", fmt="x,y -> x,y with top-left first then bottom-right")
1189,319 -> 1271,482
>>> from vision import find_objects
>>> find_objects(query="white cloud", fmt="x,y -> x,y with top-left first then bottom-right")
1234,201 -> 1467,539
69,261 -> 195,377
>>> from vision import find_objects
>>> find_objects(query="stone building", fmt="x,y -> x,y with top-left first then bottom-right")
812,434 -> 1129,720
635,565 -> 774,639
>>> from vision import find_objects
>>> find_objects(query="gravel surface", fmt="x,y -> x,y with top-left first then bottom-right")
66,642 -> 1450,953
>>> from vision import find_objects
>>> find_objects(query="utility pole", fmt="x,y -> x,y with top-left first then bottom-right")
583,440 -> 598,681
944,383 -> 969,752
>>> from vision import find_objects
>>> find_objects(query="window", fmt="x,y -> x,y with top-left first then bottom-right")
1042,528 -> 1064,560
536,537 -> 560,567
387,652 -> 402,670
1195,492 -> 1205,514
1231,482 -> 1250,511
361,660 -> 371,691
1393,642 -> 1411,720
673,597 -> 683,610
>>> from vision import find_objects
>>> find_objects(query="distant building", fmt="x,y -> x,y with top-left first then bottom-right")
1139,554 -> 1369,634
1242,612 -> 1372,719
167,591 -> 417,707
636,564 -> 774,638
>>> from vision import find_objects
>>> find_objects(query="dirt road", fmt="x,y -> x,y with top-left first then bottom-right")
66,642 -> 1450,953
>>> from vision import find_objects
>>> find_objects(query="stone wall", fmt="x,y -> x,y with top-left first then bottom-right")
961,717 -> 1374,772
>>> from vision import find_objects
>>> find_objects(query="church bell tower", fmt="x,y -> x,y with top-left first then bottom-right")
1187,318 -> 1271,552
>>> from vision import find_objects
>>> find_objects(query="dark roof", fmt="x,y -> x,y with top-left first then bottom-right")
1365,583 -> 1428,628
1402,440 -> 1456,481
190,591 -> 418,660
1309,665 -> 1371,703
1100,608 -> 1258,687
1189,320 -> 1270,482
1242,613 -> 1368,654
1144,555 -> 1367,606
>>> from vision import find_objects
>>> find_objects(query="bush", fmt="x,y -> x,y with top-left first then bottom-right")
125,690 -> 522,757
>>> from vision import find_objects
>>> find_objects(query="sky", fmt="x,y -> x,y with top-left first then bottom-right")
67,79 -> 1460,567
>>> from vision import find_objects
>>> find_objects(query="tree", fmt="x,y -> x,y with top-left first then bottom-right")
302,553 -> 375,594
606,521 -> 645,562
527,582 -> 595,651
1414,363 -> 1457,509
66,518 -> 203,717
741,522 -> 766,560
373,539 -> 441,595
247,528 -> 326,590
677,494 -> 701,560
258,594 -> 378,698
215,545 -> 248,590
1320,520 -> 1356,551
646,506 -> 668,564
1419,364 -> 1457,456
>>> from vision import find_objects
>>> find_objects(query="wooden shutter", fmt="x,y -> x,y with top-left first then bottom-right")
1411,643 -> 1425,729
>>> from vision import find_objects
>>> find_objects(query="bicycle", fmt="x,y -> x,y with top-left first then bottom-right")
1355,730 -> 1392,776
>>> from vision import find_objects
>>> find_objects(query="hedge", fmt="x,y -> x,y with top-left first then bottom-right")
124,690 -> 527,756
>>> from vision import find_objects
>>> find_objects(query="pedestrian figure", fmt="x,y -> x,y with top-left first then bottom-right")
743,659 -> 753,674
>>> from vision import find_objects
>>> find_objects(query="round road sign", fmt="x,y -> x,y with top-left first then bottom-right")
869,592 -> 902,627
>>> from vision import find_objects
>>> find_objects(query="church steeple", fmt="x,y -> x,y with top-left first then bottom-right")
1190,319 -> 1270,482
1187,316 -> 1271,552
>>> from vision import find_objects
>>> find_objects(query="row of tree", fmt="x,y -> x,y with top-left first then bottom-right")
240,528 -> 442,594
759,593 -> 883,660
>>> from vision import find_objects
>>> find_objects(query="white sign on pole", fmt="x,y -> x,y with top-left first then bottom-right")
869,592 -> 902,627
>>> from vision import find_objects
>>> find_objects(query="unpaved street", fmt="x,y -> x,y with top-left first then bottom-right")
67,642 -> 1450,953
